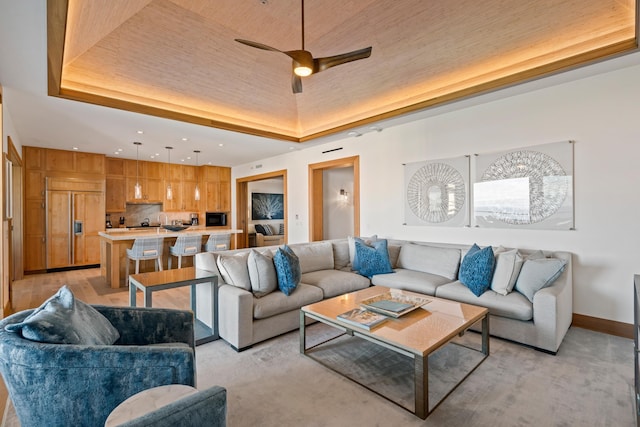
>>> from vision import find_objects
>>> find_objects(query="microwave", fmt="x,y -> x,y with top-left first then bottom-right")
205,212 -> 227,227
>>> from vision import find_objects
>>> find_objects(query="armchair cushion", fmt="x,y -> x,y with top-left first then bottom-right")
4,285 -> 119,345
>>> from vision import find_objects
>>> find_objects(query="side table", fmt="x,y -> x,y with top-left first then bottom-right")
129,267 -> 219,345
105,384 -> 198,426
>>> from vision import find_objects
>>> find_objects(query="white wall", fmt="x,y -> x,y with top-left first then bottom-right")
323,167 -> 354,239
233,59 -> 640,325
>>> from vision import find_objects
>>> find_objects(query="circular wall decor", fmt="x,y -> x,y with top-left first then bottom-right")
480,150 -> 568,225
407,163 -> 465,223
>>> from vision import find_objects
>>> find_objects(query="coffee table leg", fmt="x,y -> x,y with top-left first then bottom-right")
414,355 -> 429,419
144,289 -> 152,307
482,314 -> 490,355
299,311 -> 306,354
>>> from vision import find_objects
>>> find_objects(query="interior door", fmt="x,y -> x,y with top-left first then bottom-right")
47,190 -> 71,268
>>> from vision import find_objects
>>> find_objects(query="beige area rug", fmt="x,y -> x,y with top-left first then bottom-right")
2,325 -> 636,426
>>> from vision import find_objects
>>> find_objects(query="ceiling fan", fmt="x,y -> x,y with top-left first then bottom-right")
235,0 -> 372,94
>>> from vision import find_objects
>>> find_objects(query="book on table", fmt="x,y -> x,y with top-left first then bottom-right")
337,308 -> 388,330
360,292 -> 431,318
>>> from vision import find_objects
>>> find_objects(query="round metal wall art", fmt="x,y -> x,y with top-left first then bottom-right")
480,150 -> 568,225
407,163 -> 466,223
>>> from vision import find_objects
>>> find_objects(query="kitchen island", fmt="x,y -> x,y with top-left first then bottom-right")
99,227 -> 241,288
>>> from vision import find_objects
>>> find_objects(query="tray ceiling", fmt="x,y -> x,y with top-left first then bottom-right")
48,0 -> 638,142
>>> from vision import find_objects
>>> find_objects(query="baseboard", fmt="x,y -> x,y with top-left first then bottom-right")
572,313 -> 633,339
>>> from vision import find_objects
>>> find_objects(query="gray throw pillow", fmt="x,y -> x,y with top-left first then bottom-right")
216,252 -> 251,291
515,258 -> 567,302
247,249 -> 278,298
5,285 -> 120,345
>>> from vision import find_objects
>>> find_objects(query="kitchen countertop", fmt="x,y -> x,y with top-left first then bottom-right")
99,226 -> 242,241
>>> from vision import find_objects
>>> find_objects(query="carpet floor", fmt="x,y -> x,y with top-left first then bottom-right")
2,324 -> 635,426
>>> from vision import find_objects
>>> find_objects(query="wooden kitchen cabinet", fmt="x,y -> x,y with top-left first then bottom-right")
106,176 -> 126,212
203,166 -> 231,212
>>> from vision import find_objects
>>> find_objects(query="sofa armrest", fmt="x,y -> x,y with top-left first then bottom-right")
218,285 -> 255,350
94,306 -> 195,348
532,252 -> 573,352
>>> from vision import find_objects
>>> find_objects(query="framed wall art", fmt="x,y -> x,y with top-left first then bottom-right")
251,192 -> 284,220
473,141 -> 574,230
404,156 -> 470,227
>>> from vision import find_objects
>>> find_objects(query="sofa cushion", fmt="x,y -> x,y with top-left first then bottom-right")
371,269 -> 450,296
5,285 -> 120,345
354,239 -> 394,279
217,252 -> 251,291
332,240 -> 351,270
247,249 -> 278,298
459,244 -> 495,297
515,257 -> 567,303
491,248 -> 524,295
388,244 -> 402,269
397,243 -> 461,280
253,283 -> 324,319
301,270 -> 371,298
273,245 -> 301,296
435,281 -> 533,321
291,241 -> 334,274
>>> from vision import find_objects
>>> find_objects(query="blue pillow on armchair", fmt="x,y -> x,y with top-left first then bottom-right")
5,285 -> 120,345
459,244 -> 495,297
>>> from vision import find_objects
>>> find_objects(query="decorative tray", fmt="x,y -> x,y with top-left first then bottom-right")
360,292 -> 431,318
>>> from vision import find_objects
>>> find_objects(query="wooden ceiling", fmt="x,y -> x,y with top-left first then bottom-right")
48,0 -> 638,143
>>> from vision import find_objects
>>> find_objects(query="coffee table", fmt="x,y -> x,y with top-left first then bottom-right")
300,286 -> 489,419
129,267 -> 219,345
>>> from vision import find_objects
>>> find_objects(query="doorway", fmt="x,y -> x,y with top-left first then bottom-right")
236,170 -> 287,249
308,156 -> 360,242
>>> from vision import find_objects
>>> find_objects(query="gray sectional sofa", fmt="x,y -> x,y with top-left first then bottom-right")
195,238 -> 572,354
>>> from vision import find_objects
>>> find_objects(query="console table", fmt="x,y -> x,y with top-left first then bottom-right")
129,267 -> 219,345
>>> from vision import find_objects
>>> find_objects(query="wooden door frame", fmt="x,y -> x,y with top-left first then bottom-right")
236,169 -> 287,249
308,156 -> 359,241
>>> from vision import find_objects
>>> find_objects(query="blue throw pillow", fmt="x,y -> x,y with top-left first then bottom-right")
459,244 -> 495,297
5,285 -> 120,345
273,245 -> 301,296
354,239 -> 394,279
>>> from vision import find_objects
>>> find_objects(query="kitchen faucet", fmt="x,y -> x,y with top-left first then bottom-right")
158,213 -> 168,225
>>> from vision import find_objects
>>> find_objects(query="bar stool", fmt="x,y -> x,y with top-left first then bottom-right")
169,235 -> 202,269
205,233 -> 231,252
126,238 -> 164,283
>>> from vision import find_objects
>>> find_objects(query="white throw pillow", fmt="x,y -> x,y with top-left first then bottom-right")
216,252 -> 251,291
490,249 -> 524,295
247,249 -> 278,298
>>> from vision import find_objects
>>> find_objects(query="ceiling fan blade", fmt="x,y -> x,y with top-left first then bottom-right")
292,74 -> 303,94
235,39 -> 283,53
314,47 -> 372,73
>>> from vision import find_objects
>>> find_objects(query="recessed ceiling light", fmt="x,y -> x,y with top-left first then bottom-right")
182,137 -> 188,141
117,148 -> 123,152
137,130 -> 144,134
114,151 -> 120,155
218,143 -> 224,147
369,125 -> 383,132
289,147 -> 295,150
72,146 -> 79,150
347,131 -> 362,137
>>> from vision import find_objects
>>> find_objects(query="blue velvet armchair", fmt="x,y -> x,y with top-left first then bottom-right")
0,305 -> 196,427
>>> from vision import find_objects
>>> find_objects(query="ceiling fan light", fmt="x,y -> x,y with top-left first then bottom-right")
293,63 -> 313,77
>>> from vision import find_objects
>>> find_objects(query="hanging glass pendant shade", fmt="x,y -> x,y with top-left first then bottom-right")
165,146 -> 173,200
133,142 -> 142,199
194,150 -> 201,201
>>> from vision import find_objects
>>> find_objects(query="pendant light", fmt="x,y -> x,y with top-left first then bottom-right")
133,142 -> 142,199
193,150 -> 201,201
165,146 -> 173,200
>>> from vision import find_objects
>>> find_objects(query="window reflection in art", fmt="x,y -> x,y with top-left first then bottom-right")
474,143 -> 573,230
